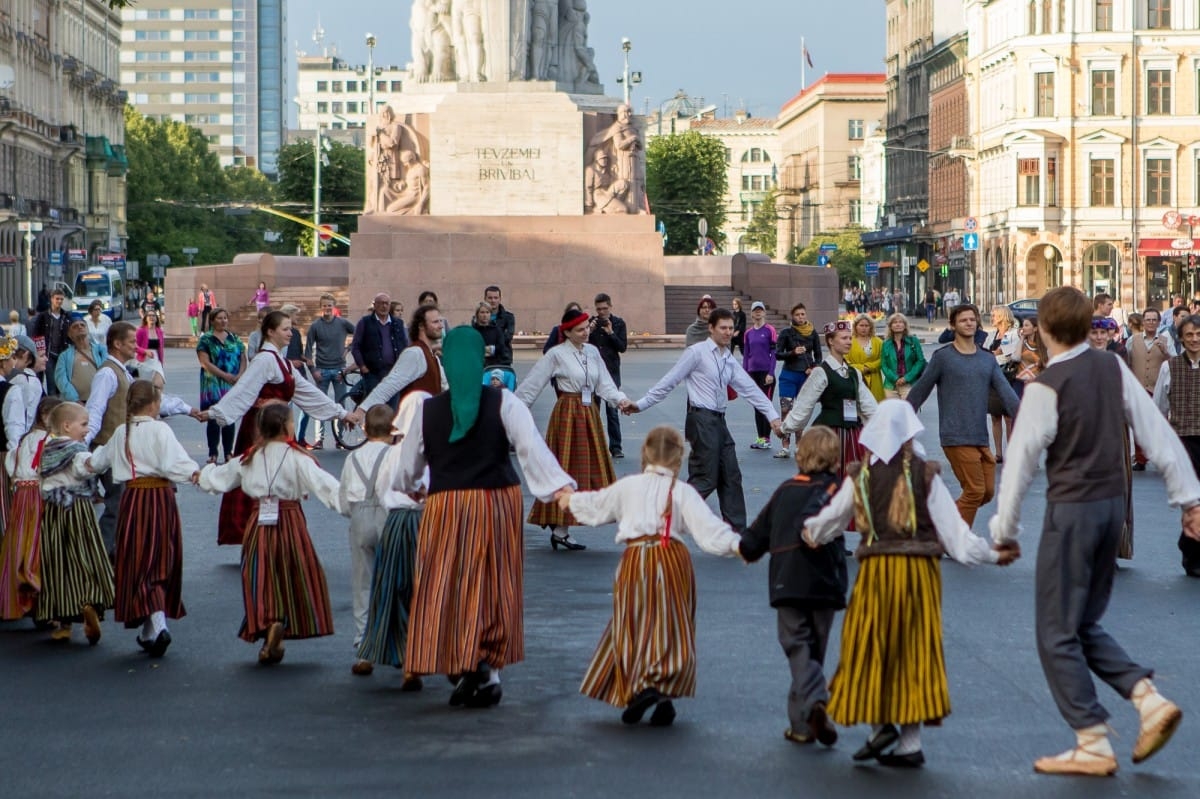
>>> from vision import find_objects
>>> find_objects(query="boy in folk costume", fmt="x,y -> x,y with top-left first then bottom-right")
559,425 -> 743,727
0,396 -> 63,621
199,402 -> 343,665
739,426 -> 846,746
36,402 -> 114,644
992,287 -> 1200,776
802,400 -> 1016,767
87,380 -> 201,657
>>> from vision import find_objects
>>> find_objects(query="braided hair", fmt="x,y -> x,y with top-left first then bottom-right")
641,426 -> 686,538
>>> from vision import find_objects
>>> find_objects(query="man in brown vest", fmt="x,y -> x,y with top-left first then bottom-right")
345,304 -> 445,427
1126,308 -> 1172,469
1153,313 -> 1200,576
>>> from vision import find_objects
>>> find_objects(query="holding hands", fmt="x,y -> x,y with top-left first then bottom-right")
554,485 -> 575,511
993,540 -> 1021,566
619,400 -> 640,415
1182,505 -> 1200,541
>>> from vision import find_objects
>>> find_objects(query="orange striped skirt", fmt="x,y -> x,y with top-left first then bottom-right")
528,394 -> 615,529
580,537 -> 698,707
114,478 -> 185,627
405,485 -> 524,675
238,499 -> 334,642
827,555 -> 949,726
0,481 -> 42,620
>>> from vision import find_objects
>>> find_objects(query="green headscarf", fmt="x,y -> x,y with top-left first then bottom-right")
441,325 -> 485,442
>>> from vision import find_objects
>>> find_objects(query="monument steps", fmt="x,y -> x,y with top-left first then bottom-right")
173,286 -> 353,345
664,285 -> 789,335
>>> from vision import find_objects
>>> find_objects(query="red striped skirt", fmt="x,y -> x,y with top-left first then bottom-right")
217,409 -> 261,546
528,394 -> 615,529
35,498 -> 115,623
835,425 -> 863,481
581,537 -> 698,706
405,485 -> 524,675
238,499 -> 334,642
0,481 -> 43,620
114,478 -> 186,628
0,465 -> 11,536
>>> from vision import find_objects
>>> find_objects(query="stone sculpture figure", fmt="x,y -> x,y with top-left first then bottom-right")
366,106 -> 425,214
410,0 -> 431,82
588,104 -> 645,214
385,151 -> 431,215
558,0 -> 599,86
529,0 -> 558,80
583,148 -> 613,214
597,180 -> 630,214
453,0 -> 487,82
428,0 -> 456,83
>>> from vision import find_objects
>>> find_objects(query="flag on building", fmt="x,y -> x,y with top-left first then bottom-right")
804,47 -> 814,68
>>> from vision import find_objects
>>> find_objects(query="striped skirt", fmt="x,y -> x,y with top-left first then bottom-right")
406,485 -> 524,675
35,499 -> 115,624
114,478 -> 186,628
0,464 -> 11,536
238,499 -> 334,642
217,410 -> 261,546
835,425 -> 863,481
581,537 -> 698,707
356,508 -> 422,667
528,394 -> 615,529
0,482 -> 43,620
827,555 -> 949,727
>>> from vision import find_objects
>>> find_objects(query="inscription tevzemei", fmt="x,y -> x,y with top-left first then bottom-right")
476,147 -> 541,181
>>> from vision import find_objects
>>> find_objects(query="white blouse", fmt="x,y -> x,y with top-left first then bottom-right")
2,377 -> 27,449
375,439 -> 425,511
199,440 -> 342,513
515,342 -> 627,407
568,465 -> 742,556
395,390 -> 574,503
86,314 -> 112,349
207,344 -> 345,428
88,416 -> 200,484
6,429 -> 48,480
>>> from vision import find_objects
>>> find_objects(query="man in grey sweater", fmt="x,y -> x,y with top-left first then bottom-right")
304,293 -> 356,449
906,303 -> 1019,525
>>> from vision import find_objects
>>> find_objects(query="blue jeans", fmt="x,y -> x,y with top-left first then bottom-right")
306,367 -> 350,444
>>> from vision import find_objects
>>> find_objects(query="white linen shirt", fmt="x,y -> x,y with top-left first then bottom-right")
567,465 -> 741,556
515,342 -> 627,407
337,440 -> 392,510
781,355 -> 879,436
1152,351 -> 1200,417
199,440 -> 342,512
635,338 -> 779,420
2,377 -> 28,448
86,357 -> 192,445
375,439 -> 425,511
85,314 -> 112,349
88,417 -> 200,483
207,344 -> 345,428
6,429 -> 48,479
9,369 -> 42,437
359,346 -> 448,412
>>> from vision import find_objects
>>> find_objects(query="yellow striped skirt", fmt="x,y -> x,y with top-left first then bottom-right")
827,554 -> 950,726
581,536 -> 697,707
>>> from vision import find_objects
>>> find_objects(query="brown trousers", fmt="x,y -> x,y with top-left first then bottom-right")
942,445 -> 996,526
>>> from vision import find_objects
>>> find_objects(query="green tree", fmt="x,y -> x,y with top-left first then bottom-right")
786,227 -> 867,287
275,138 -> 365,256
742,190 -> 778,259
645,130 -> 727,255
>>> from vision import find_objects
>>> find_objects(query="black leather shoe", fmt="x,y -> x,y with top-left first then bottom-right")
465,682 -> 503,708
853,725 -> 899,761
550,532 -> 586,551
649,700 -> 676,727
621,688 -> 661,724
449,674 -> 479,706
877,750 -> 925,768
136,636 -> 152,652
147,629 -> 172,658
611,450 -> 625,459
1131,462 -> 1146,471
806,701 -> 838,746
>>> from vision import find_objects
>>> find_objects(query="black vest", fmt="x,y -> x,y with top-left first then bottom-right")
813,362 -> 860,429
0,381 -> 12,451
358,314 -> 407,375
423,387 -> 520,494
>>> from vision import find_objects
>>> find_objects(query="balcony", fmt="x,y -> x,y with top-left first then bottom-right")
86,136 -> 128,176
1009,204 -> 1062,230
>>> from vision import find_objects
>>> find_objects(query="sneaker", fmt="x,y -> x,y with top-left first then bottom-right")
773,448 -> 790,459
610,450 -> 625,459
309,441 -> 324,451
749,438 -> 769,450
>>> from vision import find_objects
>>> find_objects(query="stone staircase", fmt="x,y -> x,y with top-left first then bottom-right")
168,285 -> 354,348
664,284 -> 790,335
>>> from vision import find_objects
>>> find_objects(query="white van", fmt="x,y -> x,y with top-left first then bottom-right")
70,269 -> 126,321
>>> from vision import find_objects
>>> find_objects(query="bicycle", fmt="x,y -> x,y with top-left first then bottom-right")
331,363 -> 367,451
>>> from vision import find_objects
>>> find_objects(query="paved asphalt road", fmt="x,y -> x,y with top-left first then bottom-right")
3,348 -> 1199,798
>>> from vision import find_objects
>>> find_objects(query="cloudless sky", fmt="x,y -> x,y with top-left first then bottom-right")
286,0 -> 885,122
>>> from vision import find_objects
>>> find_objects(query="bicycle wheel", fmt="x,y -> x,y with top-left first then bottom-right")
332,371 -> 367,450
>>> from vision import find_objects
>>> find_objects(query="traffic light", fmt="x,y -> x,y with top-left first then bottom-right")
940,263 -> 949,277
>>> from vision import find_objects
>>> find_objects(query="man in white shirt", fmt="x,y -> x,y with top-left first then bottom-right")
626,308 -> 781,530
344,306 -> 445,427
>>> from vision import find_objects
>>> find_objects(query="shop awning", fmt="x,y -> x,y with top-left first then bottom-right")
1138,238 -> 1200,257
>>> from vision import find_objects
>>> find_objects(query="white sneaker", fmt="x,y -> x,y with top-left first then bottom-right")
773,448 -> 790,459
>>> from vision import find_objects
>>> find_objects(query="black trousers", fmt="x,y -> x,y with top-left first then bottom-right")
748,371 -> 775,440
1180,436 -> 1200,576
684,406 -> 747,529
201,306 -> 212,333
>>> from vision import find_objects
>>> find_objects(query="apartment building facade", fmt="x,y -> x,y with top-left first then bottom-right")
293,53 -> 408,132
687,113 -> 780,255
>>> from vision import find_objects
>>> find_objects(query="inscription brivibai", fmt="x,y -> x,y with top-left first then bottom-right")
479,168 -> 537,181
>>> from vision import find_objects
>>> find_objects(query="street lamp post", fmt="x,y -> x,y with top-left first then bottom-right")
365,33 -> 376,119
620,38 -> 632,106
18,220 -> 42,312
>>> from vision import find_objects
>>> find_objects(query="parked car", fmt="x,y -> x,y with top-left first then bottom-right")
1007,298 -> 1040,323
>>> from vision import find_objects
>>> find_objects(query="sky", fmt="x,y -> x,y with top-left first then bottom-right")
285,0 -> 886,123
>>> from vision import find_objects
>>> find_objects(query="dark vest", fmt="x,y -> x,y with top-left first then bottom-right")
1036,347 -> 1127,502
813,362 -> 860,429
359,314 -> 407,375
0,381 -> 13,451
423,386 -> 519,494
848,457 -> 944,559
402,340 -> 442,400
1168,354 -> 1200,438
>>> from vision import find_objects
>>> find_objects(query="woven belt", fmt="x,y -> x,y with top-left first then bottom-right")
128,477 -> 171,488
14,479 -> 38,487
625,534 -> 667,548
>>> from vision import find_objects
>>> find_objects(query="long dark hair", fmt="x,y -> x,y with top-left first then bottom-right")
260,310 -> 288,340
1023,315 -> 1048,367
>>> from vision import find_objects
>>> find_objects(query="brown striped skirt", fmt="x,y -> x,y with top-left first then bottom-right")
114,477 -> 186,628
35,498 -> 115,624
238,499 -> 334,642
528,394 -> 615,529
0,481 -> 42,620
827,554 -> 949,726
581,536 -> 698,707
405,485 -> 524,675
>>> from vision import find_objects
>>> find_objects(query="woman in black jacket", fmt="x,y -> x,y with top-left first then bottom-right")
774,303 -> 822,458
731,298 -> 747,354
472,303 -> 513,390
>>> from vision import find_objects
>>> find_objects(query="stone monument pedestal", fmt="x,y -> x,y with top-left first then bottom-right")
349,213 -> 665,334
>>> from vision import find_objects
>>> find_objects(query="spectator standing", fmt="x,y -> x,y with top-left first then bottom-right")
197,284 -> 216,332
351,292 -> 409,406
730,298 -> 747,355
196,308 -> 246,464
31,288 -> 70,396
136,312 -> 165,363
85,301 -> 111,350
774,303 -> 822,459
484,285 -> 515,365
304,294 -> 356,450
742,301 -> 778,451
36,285 -> 50,313
589,293 -> 628,459
6,310 -> 26,338
252,281 -> 270,312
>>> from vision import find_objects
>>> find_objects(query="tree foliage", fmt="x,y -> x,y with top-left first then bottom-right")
275,138 -> 365,257
742,190 -> 778,259
786,227 -> 867,287
645,130 -> 728,256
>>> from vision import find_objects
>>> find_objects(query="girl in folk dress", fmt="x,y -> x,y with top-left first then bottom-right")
0,396 -> 63,620
0,335 -> 26,530
36,402 -> 114,644
516,307 -> 628,551
561,425 -> 742,727
802,401 -> 1015,767
199,402 -> 342,665
87,381 -> 200,657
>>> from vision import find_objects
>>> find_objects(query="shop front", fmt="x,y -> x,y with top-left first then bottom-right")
1138,237 -> 1196,310
861,225 -> 920,311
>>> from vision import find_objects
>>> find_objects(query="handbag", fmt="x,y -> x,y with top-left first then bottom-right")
1001,359 -> 1021,380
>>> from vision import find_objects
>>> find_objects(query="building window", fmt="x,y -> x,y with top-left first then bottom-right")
848,155 -> 862,181
1028,1 -> 1037,34
742,175 -> 751,191
233,52 -> 245,63
332,81 -> 343,93
1095,0 -> 1113,30
848,119 -> 864,140
741,148 -> 769,163
390,81 -> 402,91
1090,158 -> 1115,206
1092,70 -> 1115,114
849,199 -> 862,225
331,102 -> 344,114
317,102 -> 328,113
1047,156 -> 1058,206
1148,0 -> 1171,29
1018,158 -> 1041,206
724,148 -> 731,164
185,94 -> 220,104
1041,0 -> 1053,32
316,81 -> 328,91
184,30 -> 218,41
1146,157 -> 1171,205
346,102 -> 358,113
1036,72 -> 1054,116
134,51 -> 169,62
135,30 -> 170,41
184,9 -> 219,19
1147,69 -> 1171,114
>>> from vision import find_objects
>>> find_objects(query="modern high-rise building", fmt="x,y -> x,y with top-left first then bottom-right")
120,0 -> 287,177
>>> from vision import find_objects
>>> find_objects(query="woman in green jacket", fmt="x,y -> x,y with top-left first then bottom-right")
879,313 -> 926,399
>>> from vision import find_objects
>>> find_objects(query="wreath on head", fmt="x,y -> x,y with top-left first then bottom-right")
0,337 -> 16,362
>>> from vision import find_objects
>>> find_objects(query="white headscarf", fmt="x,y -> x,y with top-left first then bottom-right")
128,355 -> 165,388
392,390 -> 431,436
858,399 -> 926,465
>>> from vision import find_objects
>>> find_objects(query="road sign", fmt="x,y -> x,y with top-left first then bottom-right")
49,250 -> 63,266
901,260 -> 911,276
819,242 -> 838,253
865,261 -> 879,276
817,254 -> 830,266
68,248 -> 87,262
965,216 -> 977,232
698,218 -> 708,237
917,259 -> 931,273
318,224 -> 335,242
963,232 -> 979,251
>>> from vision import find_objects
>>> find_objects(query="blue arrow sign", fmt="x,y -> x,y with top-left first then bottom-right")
963,232 -> 979,251
817,254 -> 830,266
819,243 -> 838,253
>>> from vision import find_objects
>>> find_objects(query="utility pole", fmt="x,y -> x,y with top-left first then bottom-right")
313,120 -> 322,256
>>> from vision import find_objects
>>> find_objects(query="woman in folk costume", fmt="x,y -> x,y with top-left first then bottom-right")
0,396 -> 62,621
516,307 -> 627,551
0,335 -> 27,530
206,310 -> 348,546
200,402 -> 343,665
87,380 -> 200,657
395,326 -> 574,708
560,425 -> 742,727
802,400 -> 1016,767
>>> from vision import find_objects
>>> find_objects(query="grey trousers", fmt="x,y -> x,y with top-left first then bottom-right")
98,470 -> 123,560
684,407 -> 747,529
777,606 -> 835,730
1036,496 -> 1152,729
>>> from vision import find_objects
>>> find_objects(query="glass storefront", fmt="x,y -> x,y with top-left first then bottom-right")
1082,243 -> 1117,298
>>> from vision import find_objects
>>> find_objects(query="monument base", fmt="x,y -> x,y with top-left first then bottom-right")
349,214 -> 665,335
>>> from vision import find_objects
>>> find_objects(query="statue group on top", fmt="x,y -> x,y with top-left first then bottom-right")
409,0 -> 600,88
584,104 -> 647,216
364,106 -> 430,216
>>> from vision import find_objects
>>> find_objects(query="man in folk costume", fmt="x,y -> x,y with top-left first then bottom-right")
992,287 -> 1200,776
1152,312 -> 1200,577
394,326 -> 574,708
345,305 -> 446,427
